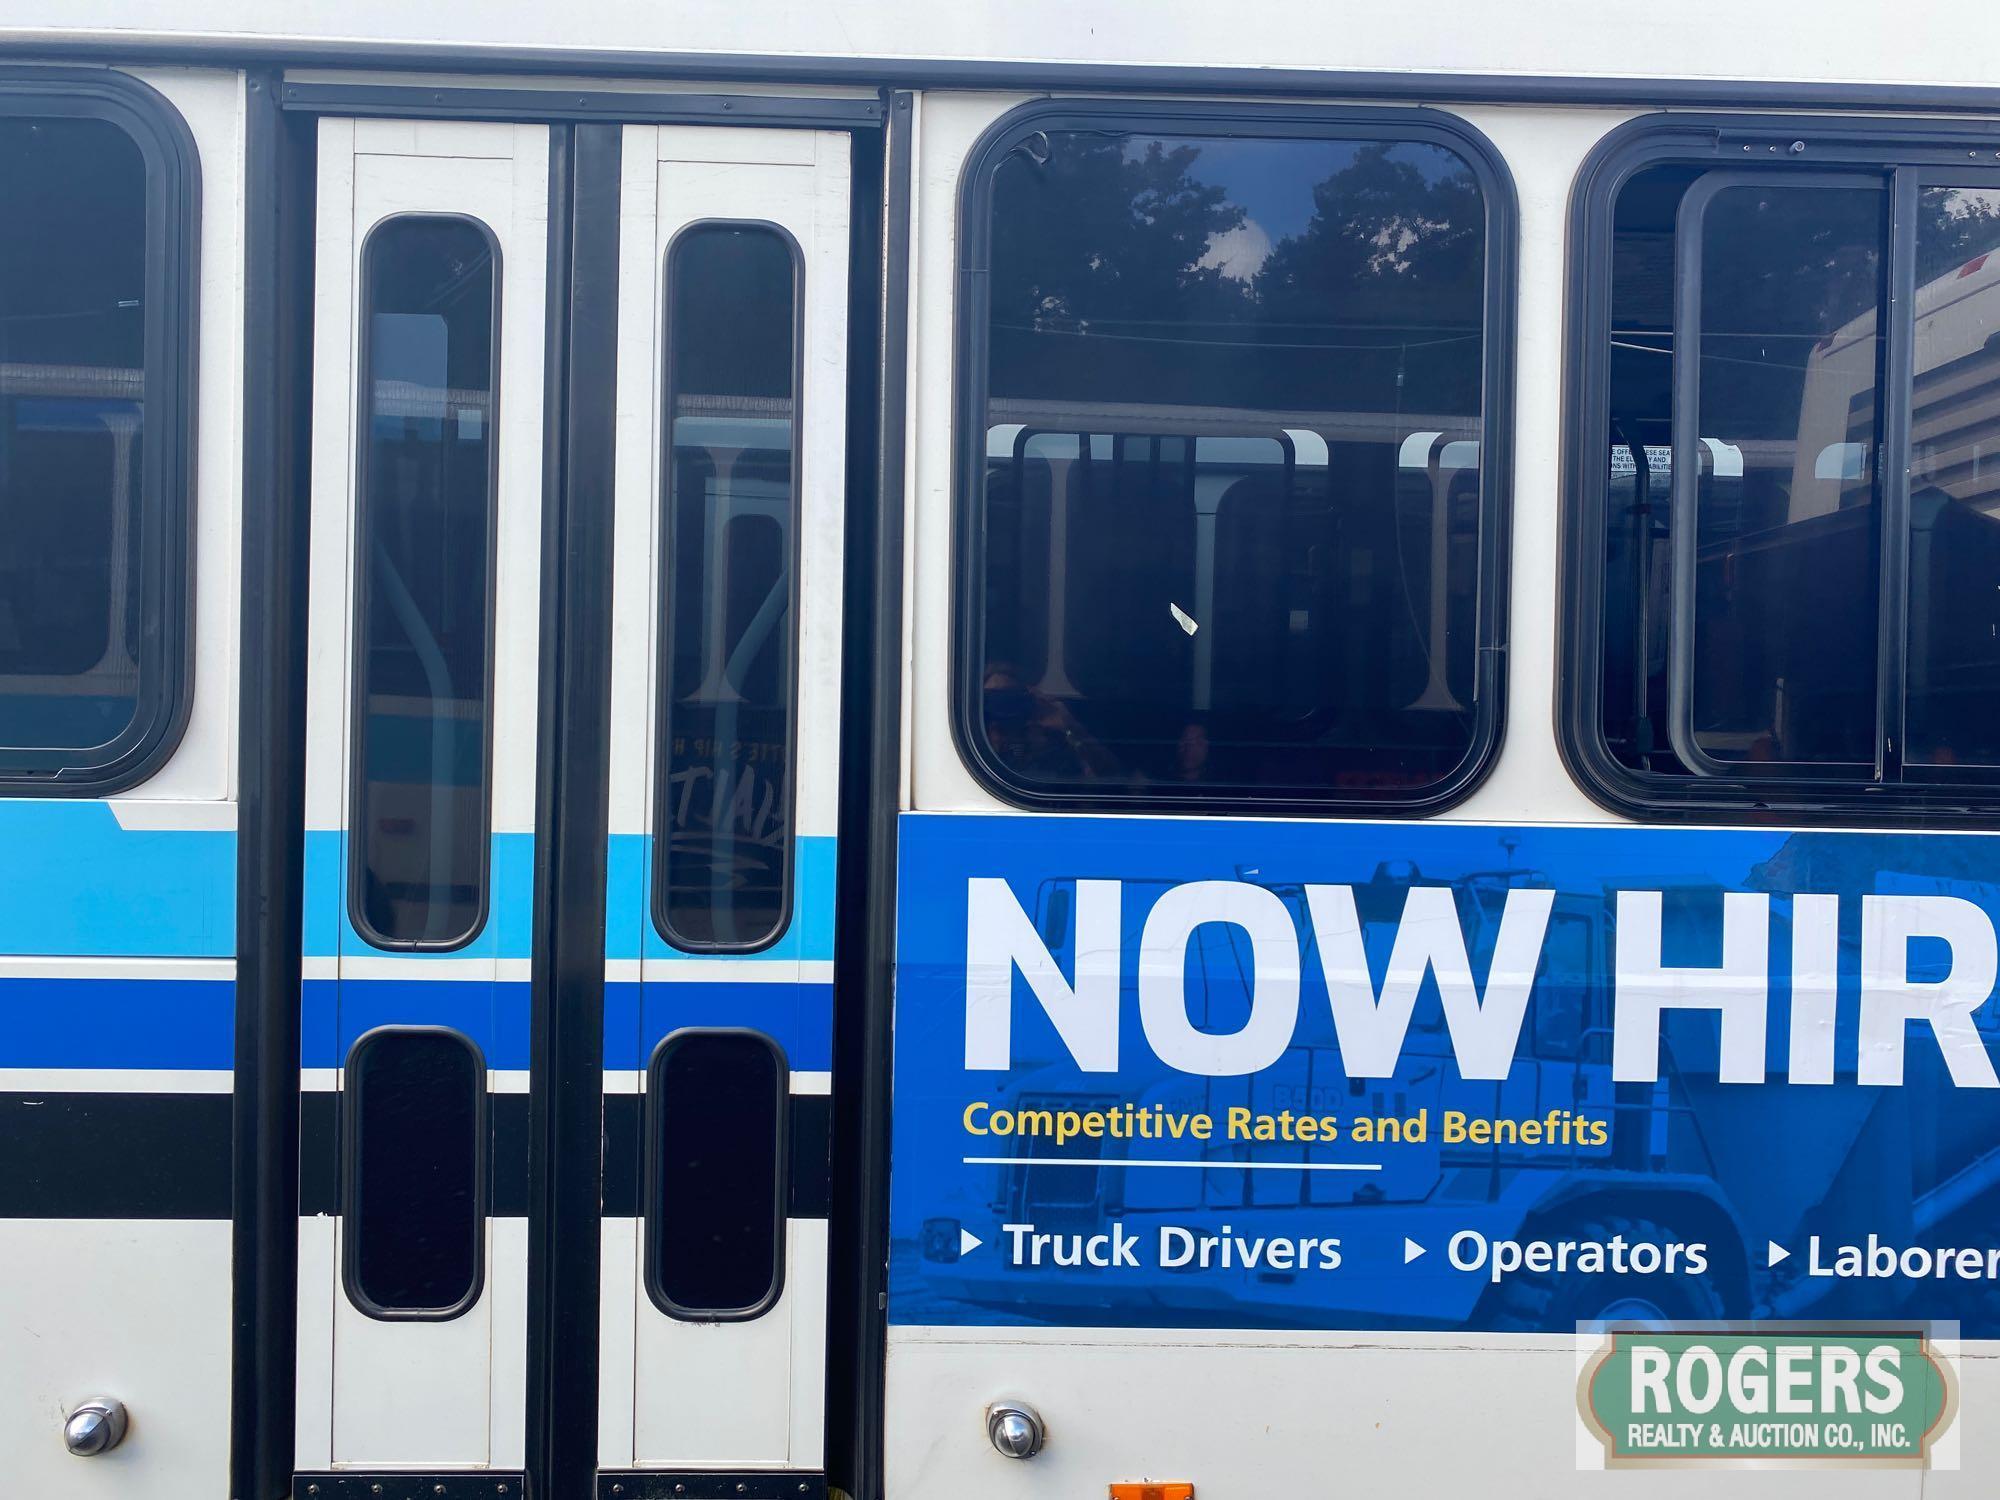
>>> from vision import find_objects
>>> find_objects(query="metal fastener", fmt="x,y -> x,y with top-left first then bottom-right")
62,1398 -> 129,1458
985,1400 -> 1047,1459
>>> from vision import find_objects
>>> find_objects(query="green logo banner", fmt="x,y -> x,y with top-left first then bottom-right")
1577,1325 -> 1958,1469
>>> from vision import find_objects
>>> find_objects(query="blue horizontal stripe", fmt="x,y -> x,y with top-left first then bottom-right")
301,977 -> 533,1070
605,980 -> 832,1072
301,977 -> 831,1072
0,972 -> 829,1074
0,803 -> 233,957
0,976 -> 234,1070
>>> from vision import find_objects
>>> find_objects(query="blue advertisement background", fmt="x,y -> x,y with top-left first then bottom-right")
890,812 -> 2000,1332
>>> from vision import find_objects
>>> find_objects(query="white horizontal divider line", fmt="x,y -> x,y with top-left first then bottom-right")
0,1067 -> 234,1093
616,958 -> 835,985
963,1156 -> 1383,1171
0,956 -> 235,982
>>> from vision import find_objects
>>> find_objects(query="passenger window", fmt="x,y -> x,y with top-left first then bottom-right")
1573,122 -> 2000,815
349,216 -> 498,949
343,1027 -> 486,1318
1675,179 -> 1886,774
1906,186 -> 2000,769
0,99 -> 194,787
960,109 -> 1506,810
646,1029 -> 788,1319
653,224 -> 800,950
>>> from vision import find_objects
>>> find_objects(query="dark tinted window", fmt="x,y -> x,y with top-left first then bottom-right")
350,217 -> 498,948
646,1030 -> 787,1318
654,226 -> 798,950
1579,130 -> 2000,815
344,1028 -> 485,1317
1906,186 -> 2000,769
0,106 -> 189,782
966,118 -> 1495,805
1679,180 -> 1886,772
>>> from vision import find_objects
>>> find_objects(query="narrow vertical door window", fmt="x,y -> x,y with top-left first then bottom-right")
646,1029 -> 788,1318
350,217 -> 499,949
343,1027 -> 487,1318
654,224 -> 801,951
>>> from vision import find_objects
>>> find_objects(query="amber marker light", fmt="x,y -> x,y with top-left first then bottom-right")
1108,1485 -> 1195,1500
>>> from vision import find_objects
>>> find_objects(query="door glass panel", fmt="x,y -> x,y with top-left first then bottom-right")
646,1030 -> 787,1318
654,224 -> 799,951
344,1027 -> 485,1317
350,216 -> 499,948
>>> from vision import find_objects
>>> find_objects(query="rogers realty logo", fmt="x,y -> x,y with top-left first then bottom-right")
1575,1324 -> 1959,1470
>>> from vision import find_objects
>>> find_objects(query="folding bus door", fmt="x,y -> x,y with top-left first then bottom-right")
297,117 -> 549,1477
598,122 -> 852,1484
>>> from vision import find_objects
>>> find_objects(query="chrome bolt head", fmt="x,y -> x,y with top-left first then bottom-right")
985,1400 -> 1046,1459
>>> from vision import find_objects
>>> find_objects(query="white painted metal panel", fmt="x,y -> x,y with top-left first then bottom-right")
603,121 -> 849,1471
299,116 -> 548,1471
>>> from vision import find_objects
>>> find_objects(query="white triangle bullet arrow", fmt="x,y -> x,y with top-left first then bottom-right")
960,1228 -> 984,1258
1404,1237 -> 1427,1264
1768,1240 -> 1790,1267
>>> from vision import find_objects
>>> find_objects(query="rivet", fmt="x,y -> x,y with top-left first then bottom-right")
435,1488 -> 447,1497
1790,140 -> 1806,154
307,1488 -> 319,1497
372,1488 -> 383,1497
736,1487 -> 748,1496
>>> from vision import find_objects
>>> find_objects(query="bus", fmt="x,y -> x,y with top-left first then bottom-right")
3,5 -> 2000,1496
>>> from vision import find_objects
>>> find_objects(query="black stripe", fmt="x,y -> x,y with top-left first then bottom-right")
601,1091 -> 831,1219
0,1092 -> 232,1218
525,121 -> 622,1500
300,1090 -> 532,1218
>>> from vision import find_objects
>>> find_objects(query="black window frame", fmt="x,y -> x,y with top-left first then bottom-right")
1561,112 -> 2000,824
949,97 -> 1519,817
650,218 -> 806,955
338,1024 -> 490,1323
0,67 -> 199,794
344,211 -> 504,952
642,1026 -> 791,1322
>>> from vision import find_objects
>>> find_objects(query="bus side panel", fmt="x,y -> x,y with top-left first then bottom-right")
0,66 -> 243,1499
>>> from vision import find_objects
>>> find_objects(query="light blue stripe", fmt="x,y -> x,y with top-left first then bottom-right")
610,832 -> 837,962
0,801 -> 233,957
303,830 -> 536,959
0,812 -> 831,964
